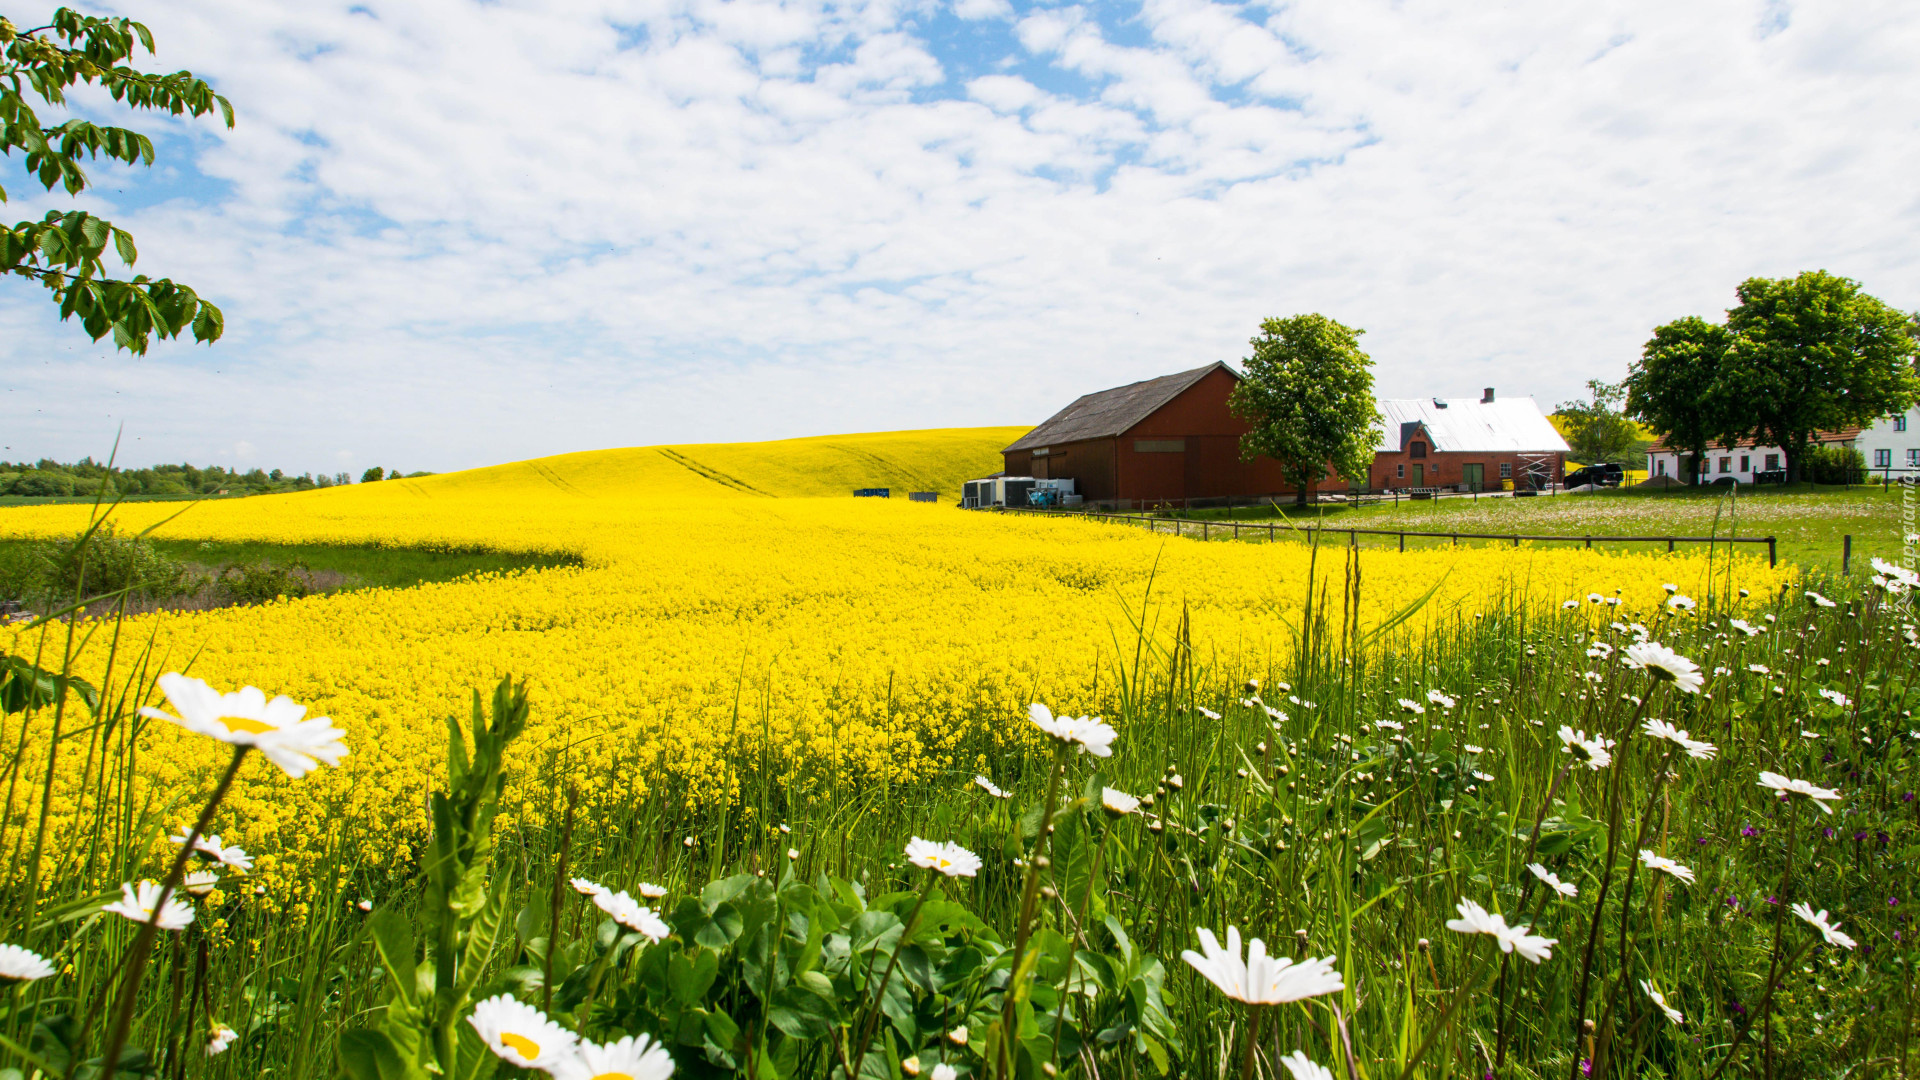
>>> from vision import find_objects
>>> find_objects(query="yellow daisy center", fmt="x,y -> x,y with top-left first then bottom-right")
934,857 -> 952,868
500,1032 -> 541,1058
217,715 -> 275,735
594,1073 -> 637,1080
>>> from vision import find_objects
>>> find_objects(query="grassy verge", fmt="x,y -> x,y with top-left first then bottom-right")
1112,483 -> 1905,573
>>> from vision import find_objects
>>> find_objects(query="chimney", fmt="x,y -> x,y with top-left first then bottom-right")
1482,387 -> 1496,403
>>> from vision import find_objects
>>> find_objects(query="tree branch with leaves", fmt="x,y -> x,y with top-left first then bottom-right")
1,8 -> 231,353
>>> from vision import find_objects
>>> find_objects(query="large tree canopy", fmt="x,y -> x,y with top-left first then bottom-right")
1,8 -> 230,353
1626,272 -> 1918,484
1625,317 -> 1732,483
1227,313 -> 1381,504
1720,270 -> 1919,482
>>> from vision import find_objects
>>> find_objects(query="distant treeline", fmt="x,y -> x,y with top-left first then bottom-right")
0,458 -> 432,499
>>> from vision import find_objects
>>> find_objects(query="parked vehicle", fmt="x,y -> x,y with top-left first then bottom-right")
1564,463 -> 1624,488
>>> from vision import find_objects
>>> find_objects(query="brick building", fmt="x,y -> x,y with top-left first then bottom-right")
1368,391 -> 1568,492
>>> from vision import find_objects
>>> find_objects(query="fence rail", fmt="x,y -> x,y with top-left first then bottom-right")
995,506 -> 1778,567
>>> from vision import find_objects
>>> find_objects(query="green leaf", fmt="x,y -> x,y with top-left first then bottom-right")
668,947 -> 720,1006
768,974 -> 840,1040
367,909 -> 418,1007
337,1029 -> 430,1080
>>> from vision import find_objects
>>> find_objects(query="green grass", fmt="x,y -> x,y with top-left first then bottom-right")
0,537 -> 579,602
0,554 -> 1911,1079
1123,483 -> 1903,573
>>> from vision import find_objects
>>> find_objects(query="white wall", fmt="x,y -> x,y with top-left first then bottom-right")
1856,408 -> 1920,475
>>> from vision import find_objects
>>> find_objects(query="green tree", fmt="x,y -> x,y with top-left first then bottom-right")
1625,316 -> 1731,485
361,466 -> 385,484
1227,313 -> 1382,504
1,8 -> 230,353
1555,379 -> 1643,465
1720,271 -> 1920,482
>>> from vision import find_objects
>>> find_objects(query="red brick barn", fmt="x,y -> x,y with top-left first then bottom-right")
1368,391 -> 1568,492
1002,363 -> 1320,506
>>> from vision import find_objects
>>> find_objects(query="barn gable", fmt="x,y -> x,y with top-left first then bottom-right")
1004,363 -> 1230,453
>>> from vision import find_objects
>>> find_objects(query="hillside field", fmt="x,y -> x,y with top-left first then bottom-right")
0,426 -> 1906,1080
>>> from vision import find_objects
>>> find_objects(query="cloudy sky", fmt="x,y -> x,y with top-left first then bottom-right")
3,0 -> 1916,475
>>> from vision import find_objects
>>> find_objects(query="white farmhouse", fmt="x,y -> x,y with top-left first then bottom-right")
1644,427 -> 1860,483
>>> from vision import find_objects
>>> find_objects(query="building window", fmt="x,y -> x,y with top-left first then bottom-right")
1908,449 -> 1920,468
1031,447 -> 1050,458
1719,457 -> 1731,473
1739,455 -> 1749,472
1133,439 -> 1185,453
1409,442 -> 1427,459
1765,454 -> 1780,471
1499,463 -> 1512,478
1898,415 -> 1909,432
1396,463 -> 1405,479
1876,449 -> 1893,468
1657,459 -> 1667,476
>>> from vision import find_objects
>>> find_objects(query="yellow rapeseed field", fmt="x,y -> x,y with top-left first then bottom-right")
1,427 -> 1796,889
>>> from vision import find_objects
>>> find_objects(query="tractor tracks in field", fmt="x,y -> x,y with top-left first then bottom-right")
527,461 -> 588,497
657,449 -> 775,497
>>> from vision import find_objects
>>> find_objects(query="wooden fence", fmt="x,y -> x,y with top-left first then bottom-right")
995,506 -> 1779,567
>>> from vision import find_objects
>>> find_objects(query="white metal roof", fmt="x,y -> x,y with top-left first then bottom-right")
1376,397 -> 1570,454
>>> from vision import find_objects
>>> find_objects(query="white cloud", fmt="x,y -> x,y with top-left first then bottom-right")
1,0 -> 1915,474
953,0 -> 1014,21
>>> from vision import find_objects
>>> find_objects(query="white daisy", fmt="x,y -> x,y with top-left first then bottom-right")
637,882 -> 668,900
1197,706 -> 1222,721
207,1022 -> 238,1055
468,994 -> 578,1070
1376,719 -> 1404,731
1278,1051 -> 1335,1080
1588,593 -> 1604,604
570,876 -> 608,898
1806,590 -> 1837,608
1748,664 -> 1770,675
1757,771 -> 1842,814
1397,698 -> 1426,715
102,881 -> 194,931
904,837 -> 982,877
1640,981 -> 1683,1025
1027,704 -> 1118,757
1557,725 -> 1615,769
1662,583 -> 1678,594
1872,558 -> 1920,589
1101,788 -> 1140,817
138,674 -> 348,779
1790,902 -> 1858,950
1181,927 -> 1344,1004
1463,744 -> 1485,754
1426,690 -> 1456,709
1729,619 -> 1762,636
973,775 -> 1011,799
1668,595 -> 1696,612
1621,642 -> 1705,694
1563,599 -> 1581,610
1637,850 -> 1696,884
182,871 -> 221,898
0,944 -> 56,983
1641,719 -> 1717,760
931,1066 -> 958,1080
1527,863 -> 1577,897
1818,688 -> 1853,708
1587,642 -> 1614,659
170,828 -> 252,872
1445,899 -> 1555,964
948,1026 -> 969,1046
592,891 -> 671,941
556,1032 -> 677,1080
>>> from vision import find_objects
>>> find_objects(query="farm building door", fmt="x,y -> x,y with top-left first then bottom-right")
1411,463 -> 1424,486
1462,463 -> 1483,491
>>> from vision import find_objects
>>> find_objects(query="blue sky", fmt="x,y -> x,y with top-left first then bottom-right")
2,0 -> 1916,475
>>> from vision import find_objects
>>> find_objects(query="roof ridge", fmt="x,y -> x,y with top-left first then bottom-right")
1003,362 -> 1230,453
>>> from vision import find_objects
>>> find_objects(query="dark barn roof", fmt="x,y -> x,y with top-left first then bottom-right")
1004,363 -> 1229,453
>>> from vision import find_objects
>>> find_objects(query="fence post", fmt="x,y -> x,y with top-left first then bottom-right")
1399,532 -> 1405,552
1768,537 -> 1776,567
1667,538 -> 1674,553
1202,521 -> 1208,542
1842,534 -> 1852,575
